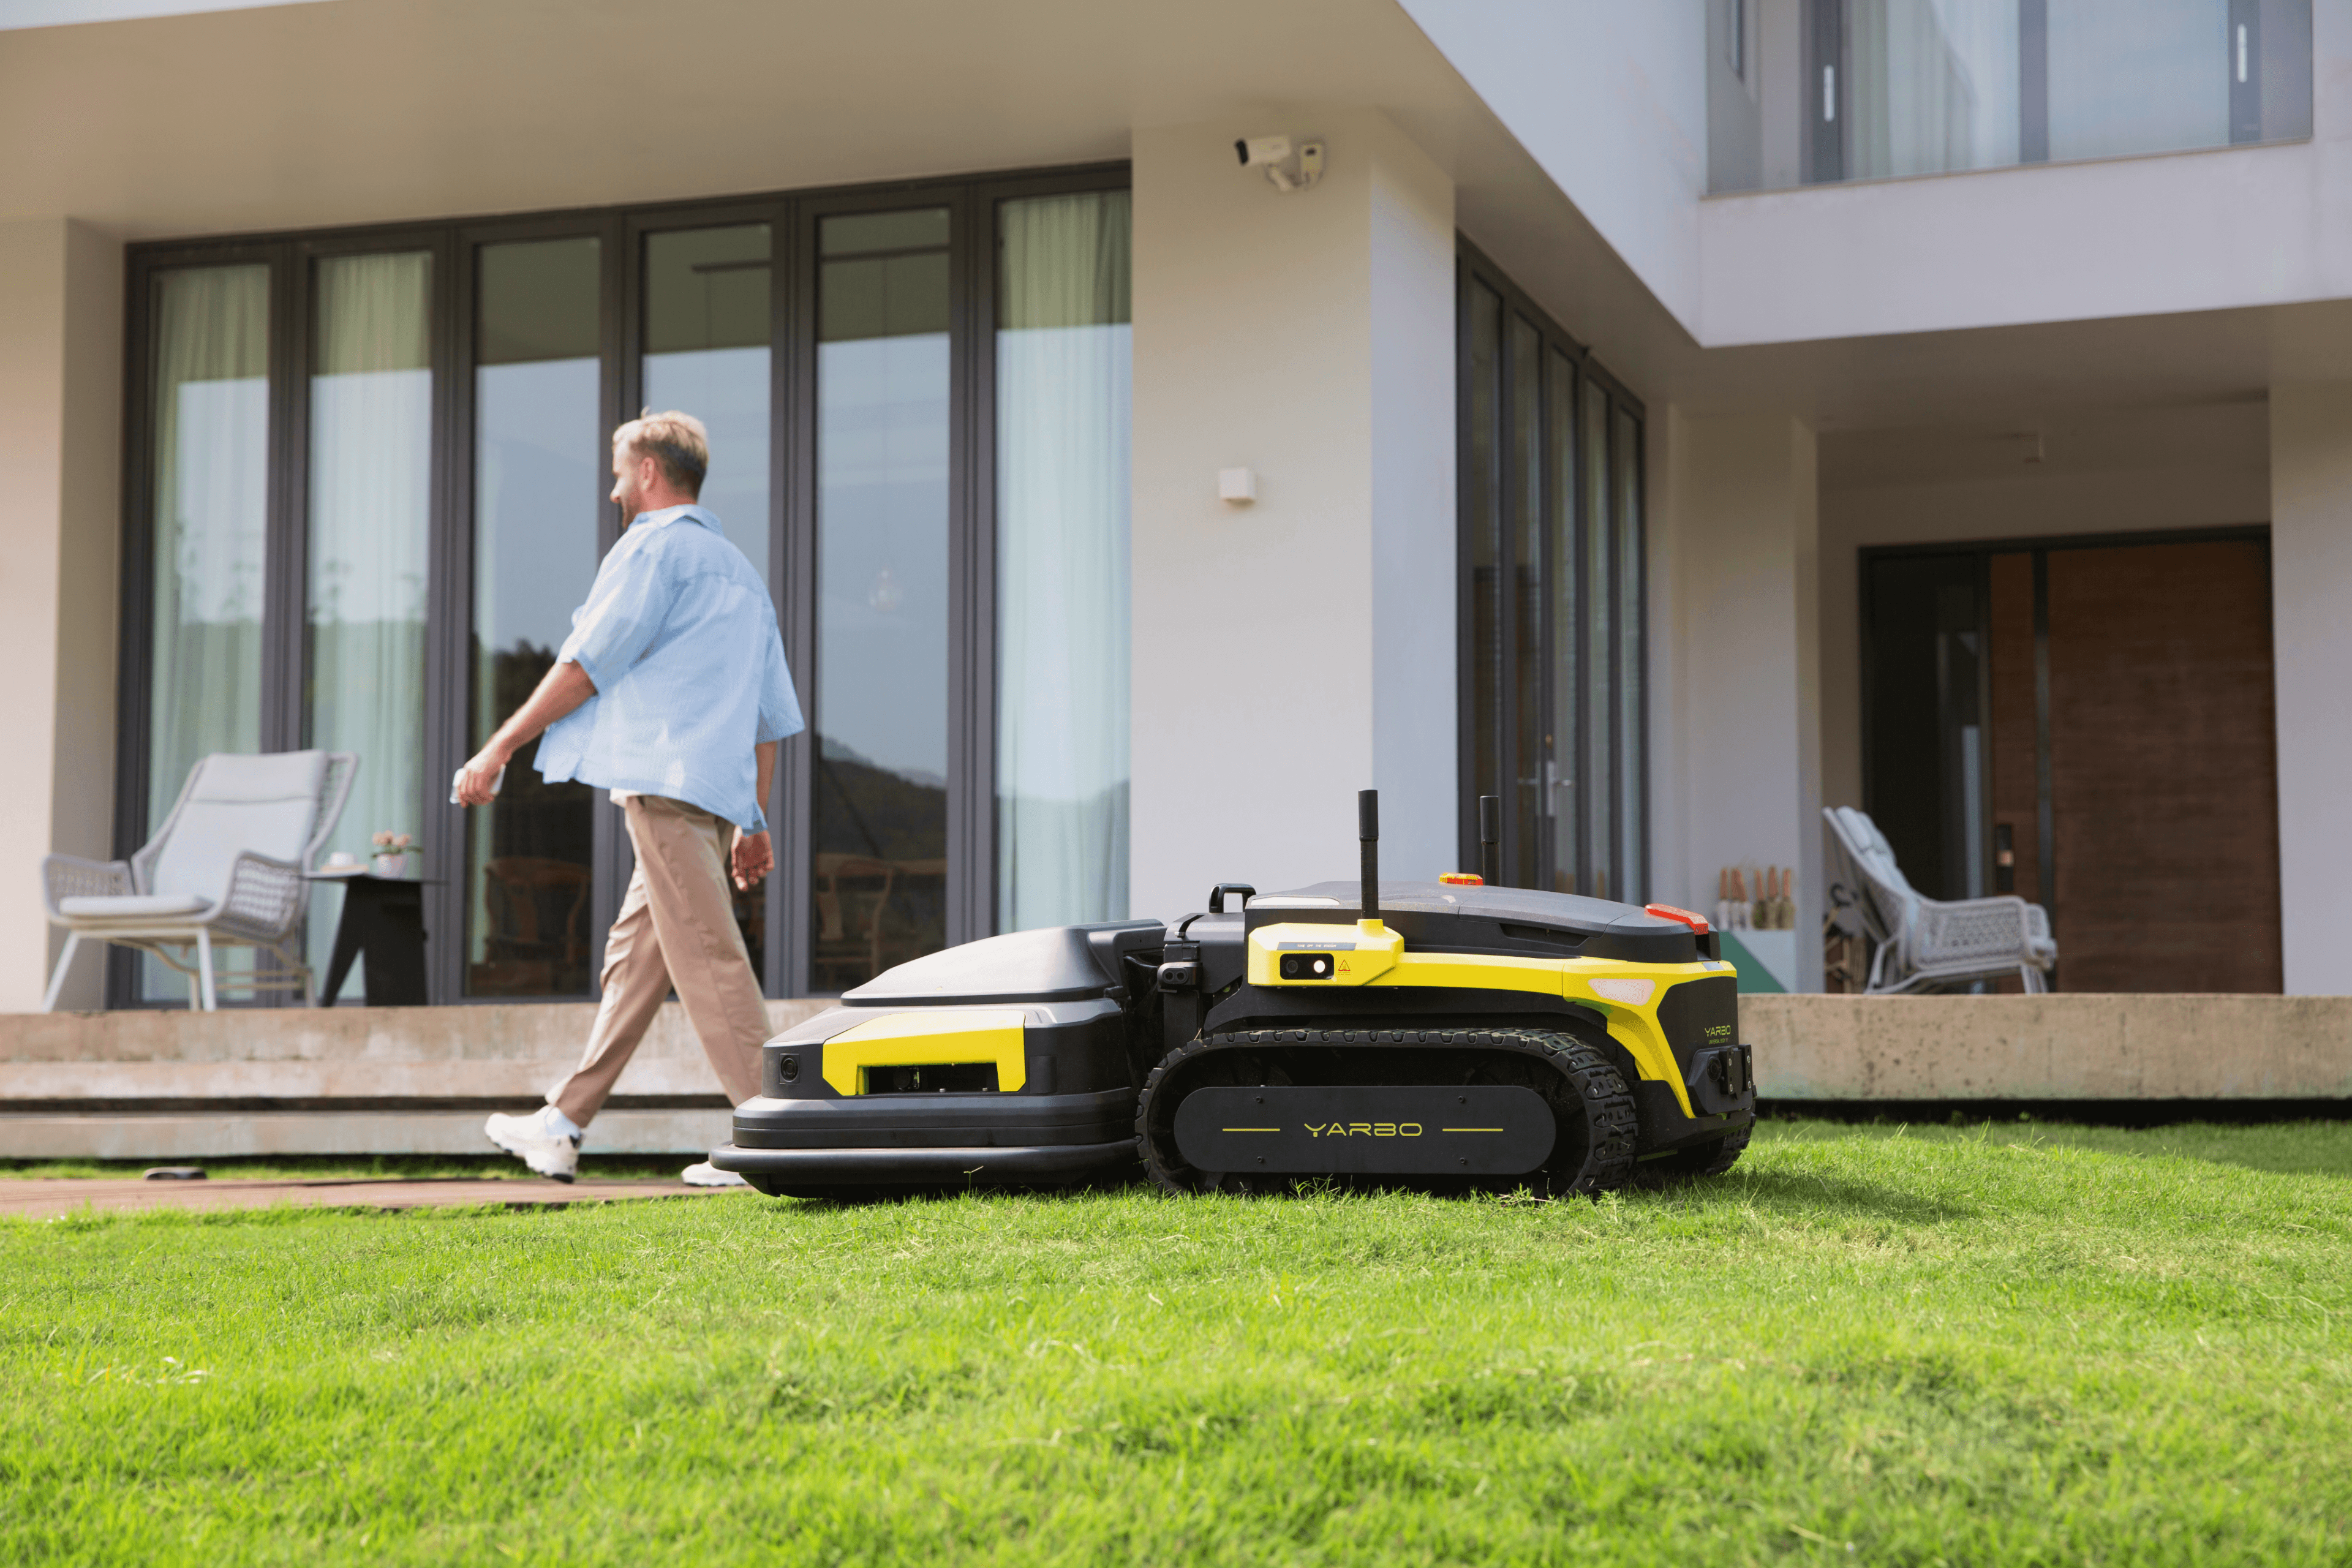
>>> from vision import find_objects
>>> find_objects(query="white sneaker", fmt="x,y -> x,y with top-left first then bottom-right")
484,1106 -> 581,1183
682,1160 -> 749,1188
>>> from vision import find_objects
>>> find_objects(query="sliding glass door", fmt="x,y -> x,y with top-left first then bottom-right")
121,167 -> 1130,1007
810,207 -> 954,991
1457,243 -> 1648,904
466,235 -> 604,998
993,189 -> 1133,933
639,221 -> 775,981
303,251 -> 433,998
138,264 -> 271,1000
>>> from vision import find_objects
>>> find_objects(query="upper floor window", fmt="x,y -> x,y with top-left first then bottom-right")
1711,0 -> 2312,193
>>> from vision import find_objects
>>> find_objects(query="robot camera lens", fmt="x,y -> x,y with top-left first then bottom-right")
1279,952 -> 1335,980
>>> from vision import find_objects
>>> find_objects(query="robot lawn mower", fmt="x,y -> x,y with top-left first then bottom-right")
708,791 -> 1755,1199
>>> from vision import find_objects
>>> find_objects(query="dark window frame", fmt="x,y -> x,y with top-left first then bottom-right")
1454,239 -> 1647,901
113,161 -> 1129,1008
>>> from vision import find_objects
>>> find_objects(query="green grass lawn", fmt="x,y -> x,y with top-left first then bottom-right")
4,1119 -> 2348,1566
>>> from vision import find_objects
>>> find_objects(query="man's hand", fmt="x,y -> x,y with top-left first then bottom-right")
454,662 -> 597,809
454,746 -> 509,807
732,829 -> 774,891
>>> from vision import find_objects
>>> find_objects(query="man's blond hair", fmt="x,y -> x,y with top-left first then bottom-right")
614,409 -> 710,499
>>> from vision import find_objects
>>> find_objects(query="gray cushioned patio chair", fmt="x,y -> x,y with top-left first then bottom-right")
1822,805 -> 2057,994
40,751 -> 356,1011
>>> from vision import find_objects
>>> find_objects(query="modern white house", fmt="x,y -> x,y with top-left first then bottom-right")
4,0 -> 2348,1032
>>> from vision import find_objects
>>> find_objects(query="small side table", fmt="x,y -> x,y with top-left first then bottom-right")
306,874 -> 442,1007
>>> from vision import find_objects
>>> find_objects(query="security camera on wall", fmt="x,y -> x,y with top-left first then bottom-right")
1235,135 -> 1325,193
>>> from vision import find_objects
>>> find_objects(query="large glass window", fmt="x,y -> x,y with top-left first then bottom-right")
1509,316 -> 1545,886
304,251 -> 432,998
643,225 -> 771,587
1458,247 -> 1647,905
1464,283 -> 1505,848
995,190 -> 1133,932
467,236 -> 603,998
810,209 -> 952,991
1583,387 -> 1616,902
119,170 -> 1130,1008
1545,349 -> 1580,896
142,265 -> 270,1000
1710,0 -> 2312,191
1615,407 -> 1646,894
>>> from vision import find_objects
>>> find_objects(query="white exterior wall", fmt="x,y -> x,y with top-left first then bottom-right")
0,217 -> 122,1012
2268,384 -> 2352,995
1397,1 -> 1707,330
1129,111 -> 1457,921
1657,408 -> 1822,990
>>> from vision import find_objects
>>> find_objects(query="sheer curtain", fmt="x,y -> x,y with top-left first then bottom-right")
995,191 -> 1132,931
1849,0 -> 2018,179
146,265 -> 270,998
306,252 -> 432,997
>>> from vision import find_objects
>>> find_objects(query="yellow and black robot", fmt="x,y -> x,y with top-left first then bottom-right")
709,791 -> 1754,1199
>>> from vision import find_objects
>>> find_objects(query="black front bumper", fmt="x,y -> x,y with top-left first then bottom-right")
714,1084 -> 1140,1193
707,1139 -> 1139,1191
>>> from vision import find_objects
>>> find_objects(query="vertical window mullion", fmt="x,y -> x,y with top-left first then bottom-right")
946,186 -> 981,949
782,198 -> 818,997
267,244 -> 306,766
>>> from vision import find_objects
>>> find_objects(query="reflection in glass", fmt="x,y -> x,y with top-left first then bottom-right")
1545,349 -> 1580,897
1615,407 -> 1645,905
1583,388 -> 1615,903
996,190 -> 1133,930
306,252 -> 432,999
1509,316 -> 1544,887
468,236 -> 601,997
644,225 -> 771,586
145,265 -> 270,1001
1713,0 -> 2311,192
2048,0 -> 2230,160
1466,284 -> 1504,842
1848,0 -> 2022,180
644,224 -> 771,981
813,208 -> 951,990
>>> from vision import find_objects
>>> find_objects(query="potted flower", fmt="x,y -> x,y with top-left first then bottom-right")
371,832 -> 419,879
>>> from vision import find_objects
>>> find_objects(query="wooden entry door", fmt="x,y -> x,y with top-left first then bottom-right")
1983,537 -> 2280,992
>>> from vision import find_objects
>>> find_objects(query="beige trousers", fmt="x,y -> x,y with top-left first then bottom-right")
549,794 -> 767,1126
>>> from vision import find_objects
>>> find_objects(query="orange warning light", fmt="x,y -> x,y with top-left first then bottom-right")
1644,902 -> 1711,934
1438,872 -> 1484,886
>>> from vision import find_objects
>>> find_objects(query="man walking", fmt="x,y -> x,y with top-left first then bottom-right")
464,410 -> 800,1186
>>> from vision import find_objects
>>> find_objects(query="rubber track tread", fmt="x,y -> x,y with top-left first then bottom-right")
1137,1027 -> 1638,1199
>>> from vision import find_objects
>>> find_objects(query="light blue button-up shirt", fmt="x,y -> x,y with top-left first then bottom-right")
535,505 -> 802,833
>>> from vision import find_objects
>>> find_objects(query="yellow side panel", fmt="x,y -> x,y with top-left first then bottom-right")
821,1009 -> 1028,1096
1365,952 -> 1562,994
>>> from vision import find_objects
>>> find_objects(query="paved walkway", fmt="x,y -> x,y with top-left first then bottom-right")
0,1177 -> 745,1221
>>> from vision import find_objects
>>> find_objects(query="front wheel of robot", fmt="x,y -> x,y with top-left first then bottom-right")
1136,1027 -> 1638,1200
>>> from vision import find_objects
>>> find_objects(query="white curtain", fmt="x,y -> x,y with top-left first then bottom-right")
146,266 -> 270,998
995,192 -> 1132,931
305,252 -> 432,995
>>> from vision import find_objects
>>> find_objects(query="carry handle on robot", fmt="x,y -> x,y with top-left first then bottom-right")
1206,883 -> 1256,914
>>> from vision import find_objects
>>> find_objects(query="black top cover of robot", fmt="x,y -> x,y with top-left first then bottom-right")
1359,788 -> 1380,922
